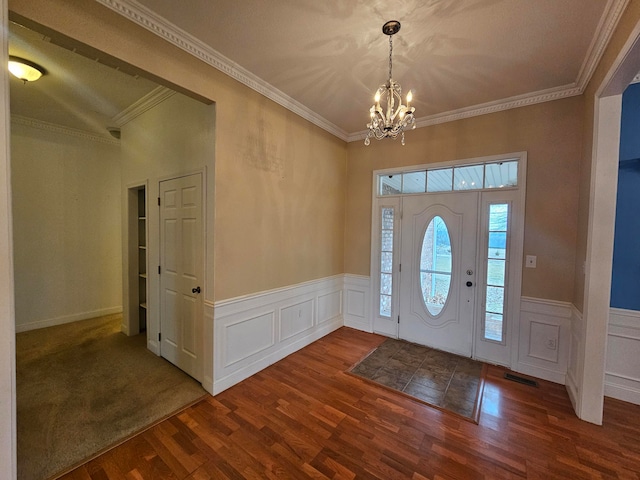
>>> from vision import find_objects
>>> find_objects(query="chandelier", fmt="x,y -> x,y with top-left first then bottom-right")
365,21 -> 415,146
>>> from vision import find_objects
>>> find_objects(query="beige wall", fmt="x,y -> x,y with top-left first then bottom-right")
346,96 -> 584,302
573,1 -> 640,312
120,91 -> 214,338
11,122 -> 122,330
9,0 -> 348,302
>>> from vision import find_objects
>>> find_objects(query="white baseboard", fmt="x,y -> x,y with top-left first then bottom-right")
213,275 -> 344,394
15,306 -> 123,333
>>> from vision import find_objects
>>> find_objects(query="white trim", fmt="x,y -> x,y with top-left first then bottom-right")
10,114 -> 120,145
578,94 -> 622,425
96,0 -> 626,143
565,305 -> 582,411
213,275 -> 344,394
15,307 -> 123,333
112,86 -> 175,126
575,0 -> 631,91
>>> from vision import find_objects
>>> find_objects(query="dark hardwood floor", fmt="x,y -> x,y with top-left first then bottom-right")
58,327 -> 640,479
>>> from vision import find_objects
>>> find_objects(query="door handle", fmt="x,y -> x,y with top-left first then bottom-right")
192,286 -> 201,294
466,281 -> 473,287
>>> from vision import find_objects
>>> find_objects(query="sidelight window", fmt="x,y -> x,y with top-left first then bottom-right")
484,203 -> 509,342
379,207 -> 395,317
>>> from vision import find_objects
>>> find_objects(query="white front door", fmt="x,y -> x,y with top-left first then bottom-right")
159,173 -> 203,381
398,192 -> 479,357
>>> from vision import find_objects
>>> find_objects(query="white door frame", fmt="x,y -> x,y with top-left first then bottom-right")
574,18 -> 640,424
0,0 -> 17,475
370,152 -> 527,368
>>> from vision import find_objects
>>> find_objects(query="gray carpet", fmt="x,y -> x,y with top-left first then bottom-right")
16,314 -> 207,480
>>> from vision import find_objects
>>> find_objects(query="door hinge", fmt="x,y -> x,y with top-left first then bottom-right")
157,197 -> 161,206
158,265 -> 161,274
399,263 -> 402,272
158,332 -> 161,342
397,315 -> 400,324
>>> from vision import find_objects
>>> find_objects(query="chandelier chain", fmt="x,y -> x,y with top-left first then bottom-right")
388,35 -> 393,81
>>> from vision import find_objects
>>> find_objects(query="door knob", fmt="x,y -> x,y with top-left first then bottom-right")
192,286 -> 201,294
466,281 -> 473,287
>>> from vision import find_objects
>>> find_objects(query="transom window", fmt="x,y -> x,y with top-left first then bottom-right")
378,160 -> 518,196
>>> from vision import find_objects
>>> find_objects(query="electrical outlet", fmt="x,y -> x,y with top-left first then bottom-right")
546,338 -> 557,350
526,255 -> 537,268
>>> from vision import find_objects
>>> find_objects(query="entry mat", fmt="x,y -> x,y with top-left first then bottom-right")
348,338 -> 486,423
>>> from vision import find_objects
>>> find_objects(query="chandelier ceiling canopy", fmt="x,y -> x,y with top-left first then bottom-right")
365,20 -> 416,146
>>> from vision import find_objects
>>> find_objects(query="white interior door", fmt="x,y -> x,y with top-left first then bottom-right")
399,192 -> 479,356
159,173 -> 203,381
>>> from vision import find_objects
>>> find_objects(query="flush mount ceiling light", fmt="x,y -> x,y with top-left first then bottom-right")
365,20 -> 416,146
8,56 -> 46,83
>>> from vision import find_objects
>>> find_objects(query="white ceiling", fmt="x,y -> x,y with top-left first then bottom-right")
123,0 -> 623,139
8,1 -> 628,142
8,21 -> 158,139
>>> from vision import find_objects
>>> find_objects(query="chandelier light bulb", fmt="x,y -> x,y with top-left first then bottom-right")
364,21 -> 416,146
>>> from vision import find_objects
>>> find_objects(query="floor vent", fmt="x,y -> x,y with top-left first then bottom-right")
504,373 -> 538,387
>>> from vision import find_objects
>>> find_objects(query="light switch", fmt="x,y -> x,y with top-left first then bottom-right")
526,255 -> 537,268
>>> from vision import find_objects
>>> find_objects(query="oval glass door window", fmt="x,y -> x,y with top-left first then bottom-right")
420,216 -> 452,316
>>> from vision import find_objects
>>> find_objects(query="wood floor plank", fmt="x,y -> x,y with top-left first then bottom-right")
58,327 -> 640,480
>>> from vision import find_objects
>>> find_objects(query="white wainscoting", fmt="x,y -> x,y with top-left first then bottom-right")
343,274 -> 371,332
516,297 -> 572,384
213,275 -> 344,394
605,308 -> 640,405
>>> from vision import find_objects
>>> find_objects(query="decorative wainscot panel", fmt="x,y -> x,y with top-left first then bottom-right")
605,308 -> 640,405
517,297 -> 572,384
213,276 -> 343,394
343,275 -> 371,332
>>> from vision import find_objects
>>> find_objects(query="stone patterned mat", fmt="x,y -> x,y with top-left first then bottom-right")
348,338 -> 486,423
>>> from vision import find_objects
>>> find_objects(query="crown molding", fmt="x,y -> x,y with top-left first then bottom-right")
11,115 -> 120,145
575,0 -> 630,91
94,0 -> 349,141
347,84 -> 583,142
112,86 -> 175,126
96,0 -> 627,144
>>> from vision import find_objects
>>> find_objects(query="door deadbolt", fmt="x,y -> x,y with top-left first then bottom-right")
466,269 -> 473,275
